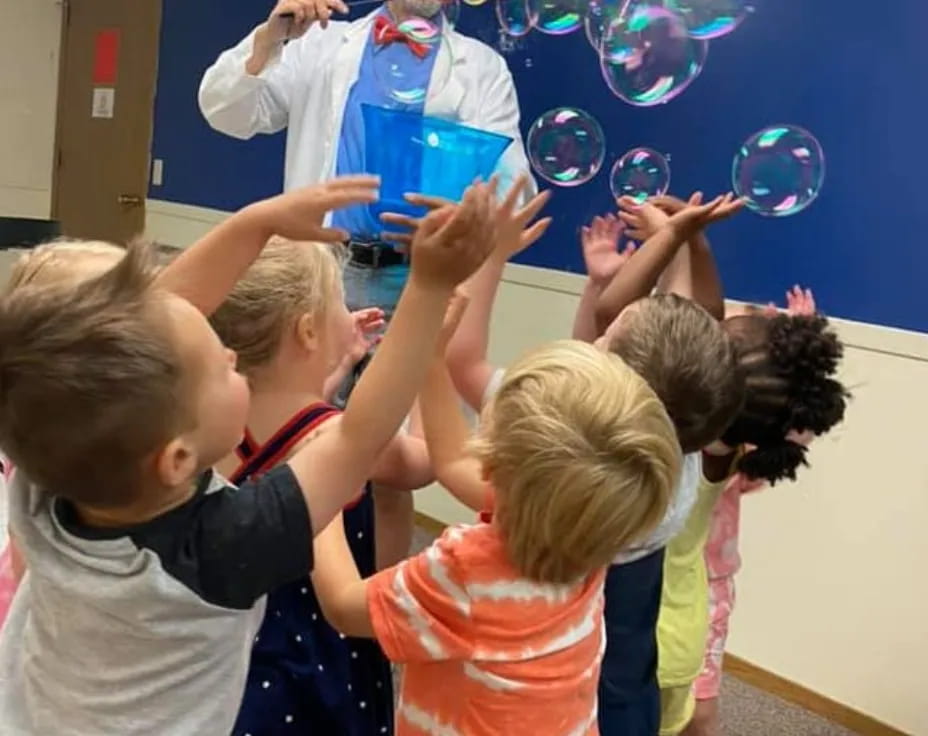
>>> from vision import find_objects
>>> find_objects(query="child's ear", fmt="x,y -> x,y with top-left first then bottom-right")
294,312 -> 319,354
154,437 -> 198,489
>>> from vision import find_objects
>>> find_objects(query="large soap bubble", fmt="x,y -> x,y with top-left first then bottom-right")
732,125 -> 825,217
584,0 -> 624,51
527,107 -> 606,186
533,0 -> 584,35
497,0 -> 536,36
600,3 -> 708,106
374,41 -> 453,106
610,147 -> 671,202
665,0 -> 750,40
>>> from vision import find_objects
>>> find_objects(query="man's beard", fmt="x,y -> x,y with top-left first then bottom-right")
399,0 -> 445,19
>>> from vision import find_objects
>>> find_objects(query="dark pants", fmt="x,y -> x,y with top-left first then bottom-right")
343,239 -> 409,319
598,549 -> 665,736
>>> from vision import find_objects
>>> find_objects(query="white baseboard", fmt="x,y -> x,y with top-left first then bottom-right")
145,198 -> 928,362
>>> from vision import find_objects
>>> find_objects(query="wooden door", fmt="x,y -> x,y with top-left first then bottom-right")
53,0 -> 161,243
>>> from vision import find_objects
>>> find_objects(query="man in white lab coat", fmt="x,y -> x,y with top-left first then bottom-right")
200,0 -> 533,313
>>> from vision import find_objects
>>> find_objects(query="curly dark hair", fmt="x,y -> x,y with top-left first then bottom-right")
721,313 -> 849,484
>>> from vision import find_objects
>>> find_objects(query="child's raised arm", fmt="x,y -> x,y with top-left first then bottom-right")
595,193 -> 743,333
380,176 -> 550,411
288,184 -> 500,537
156,176 -> 379,316
420,295 -> 487,512
573,214 -> 635,342
444,179 -> 551,409
652,194 -> 728,320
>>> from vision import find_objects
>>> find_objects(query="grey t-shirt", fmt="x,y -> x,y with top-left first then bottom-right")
0,466 -> 313,735
483,367 -> 700,565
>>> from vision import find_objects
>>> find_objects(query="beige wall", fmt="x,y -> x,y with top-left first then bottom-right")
0,0 -> 62,219
143,201 -> 928,734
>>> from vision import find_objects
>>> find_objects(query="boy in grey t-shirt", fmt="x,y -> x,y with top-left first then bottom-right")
0,177 -> 500,734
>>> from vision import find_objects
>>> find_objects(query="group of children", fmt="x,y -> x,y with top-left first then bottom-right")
0,172 -> 848,736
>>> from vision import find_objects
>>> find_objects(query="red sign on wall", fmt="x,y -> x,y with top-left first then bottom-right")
93,29 -> 121,85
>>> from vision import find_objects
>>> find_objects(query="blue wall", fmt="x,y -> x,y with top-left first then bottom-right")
150,1 -> 928,332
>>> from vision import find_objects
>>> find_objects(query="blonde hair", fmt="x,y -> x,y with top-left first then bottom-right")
472,340 -> 681,584
0,241 -> 191,507
4,240 -> 126,294
210,236 -> 345,375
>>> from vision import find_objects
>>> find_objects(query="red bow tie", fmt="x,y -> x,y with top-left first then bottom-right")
373,15 -> 431,59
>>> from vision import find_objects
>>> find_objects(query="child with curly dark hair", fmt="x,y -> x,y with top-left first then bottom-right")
684,287 -> 848,736
617,196 -> 850,736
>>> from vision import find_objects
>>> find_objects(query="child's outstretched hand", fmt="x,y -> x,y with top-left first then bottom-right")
786,285 -> 816,316
346,307 -> 385,363
251,175 -> 380,242
763,285 -> 816,317
616,197 -> 670,242
660,192 -> 745,237
492,175 -> 552,261
581,213 -> 636,284
408,180 -> 499,291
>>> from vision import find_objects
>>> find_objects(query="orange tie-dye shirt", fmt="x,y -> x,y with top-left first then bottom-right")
367,522 -> 605,736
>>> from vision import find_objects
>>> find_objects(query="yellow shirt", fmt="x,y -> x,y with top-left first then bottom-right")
657,468 -> 729,687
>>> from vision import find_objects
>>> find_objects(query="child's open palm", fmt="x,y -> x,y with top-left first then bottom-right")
662,192 -> 745,237
493,175 -> 552,260
616,198 -> 670,242
258,175 -> 381,242
409,181 -> 500,290
345,307 -> 385,363
581,213 -> 635,283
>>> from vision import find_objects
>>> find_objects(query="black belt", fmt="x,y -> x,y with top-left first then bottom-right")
347,240 -> 408,269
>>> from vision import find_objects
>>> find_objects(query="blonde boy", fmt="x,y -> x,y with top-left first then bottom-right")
312,338 -> 682,736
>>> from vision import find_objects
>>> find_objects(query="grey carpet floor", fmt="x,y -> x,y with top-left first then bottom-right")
410,526 -> 858,736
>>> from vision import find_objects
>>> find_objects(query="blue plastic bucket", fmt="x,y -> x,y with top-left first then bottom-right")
362,104 -> 513,221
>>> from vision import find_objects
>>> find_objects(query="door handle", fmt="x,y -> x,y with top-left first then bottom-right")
117,194 -> 143,207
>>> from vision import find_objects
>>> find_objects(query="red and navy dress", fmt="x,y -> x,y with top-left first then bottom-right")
231,403 -> 394,736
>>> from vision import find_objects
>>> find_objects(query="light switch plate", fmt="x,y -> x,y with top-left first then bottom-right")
152,158 -> 164,187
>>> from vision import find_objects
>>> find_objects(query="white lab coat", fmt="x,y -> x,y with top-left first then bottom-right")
199,9 -> 535,202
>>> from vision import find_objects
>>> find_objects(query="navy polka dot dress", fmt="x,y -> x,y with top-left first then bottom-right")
230,403 -> 394,736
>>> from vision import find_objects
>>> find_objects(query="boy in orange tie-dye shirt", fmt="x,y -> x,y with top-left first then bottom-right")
313,325 -> 682,735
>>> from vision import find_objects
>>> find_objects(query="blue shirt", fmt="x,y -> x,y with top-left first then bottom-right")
332,11 -> 441,238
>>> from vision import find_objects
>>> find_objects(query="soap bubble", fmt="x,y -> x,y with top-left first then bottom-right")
396,17 -> 441,45
534,0 -> 584,35
610,147 -> 671,202
584,0 -> 625,52
600,3 -> 707,106
527,107 -> 606,187
665,0 -> 750,39
732,125 -> 825,217
374,42 -> 453,106
497,0 -> 536,37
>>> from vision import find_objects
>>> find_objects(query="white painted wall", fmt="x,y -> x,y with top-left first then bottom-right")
142,199 -> 928,734
0,0 -> 63,219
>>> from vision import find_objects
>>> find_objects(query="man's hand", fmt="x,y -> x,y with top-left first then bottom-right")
262,0 -> 349,44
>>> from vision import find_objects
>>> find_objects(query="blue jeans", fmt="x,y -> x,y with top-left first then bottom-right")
597,549 -> 665,736
343,262 -> 410,317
